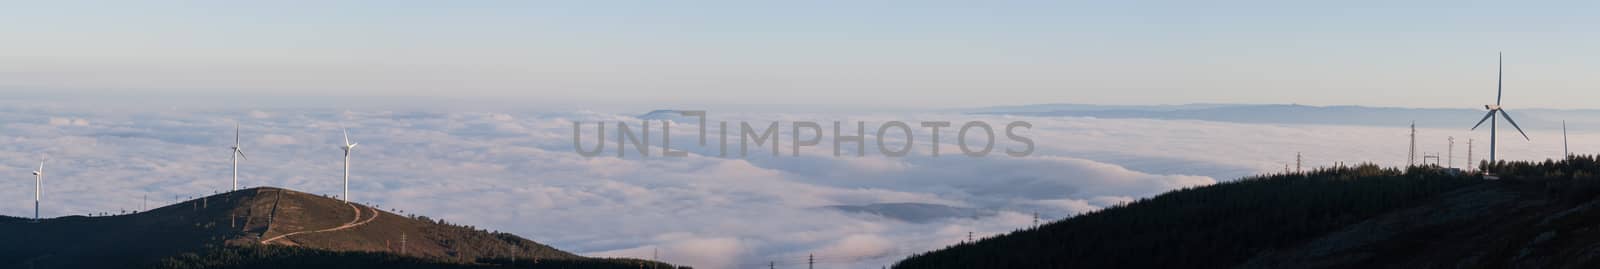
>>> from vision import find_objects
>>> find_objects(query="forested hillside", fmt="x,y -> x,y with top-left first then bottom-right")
895,162 -> 1484,268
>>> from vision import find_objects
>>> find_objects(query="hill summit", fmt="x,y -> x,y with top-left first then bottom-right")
1,187 -> 677,269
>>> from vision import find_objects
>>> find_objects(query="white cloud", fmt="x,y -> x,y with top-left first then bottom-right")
48,117 -> 89,126
259,134 -> 297,145
814,234 -> 895,260
590,236 -> 745,269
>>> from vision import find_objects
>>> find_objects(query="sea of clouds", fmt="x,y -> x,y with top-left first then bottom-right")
0,102 -> 1580,269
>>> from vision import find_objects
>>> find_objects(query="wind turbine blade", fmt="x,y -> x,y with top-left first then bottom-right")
1470,111 -> 1495,130
237,149 -> 249,161
1497,52 -> 1503,106
38,160 -> 44,173
343,127 -> 351,146
1499,110 -> 1531,140
235,122 -> 241,144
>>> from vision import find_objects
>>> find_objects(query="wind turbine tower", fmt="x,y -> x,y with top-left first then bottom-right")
1564,120 -> 1570,158
231,123 -> 249,191
31,159 -> 44,223
341,127 -> 359,203
1470,52 -> 1531,166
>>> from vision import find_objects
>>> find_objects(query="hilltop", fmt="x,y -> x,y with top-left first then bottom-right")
0,187 -> 681,269
895,157 -> 1600,269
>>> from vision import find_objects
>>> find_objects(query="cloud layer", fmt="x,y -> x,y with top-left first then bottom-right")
0,103 -> 1579,268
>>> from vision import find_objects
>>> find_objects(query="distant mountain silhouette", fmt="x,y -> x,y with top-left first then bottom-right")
0,187 -> 682,269
637,109 -> 697,121
973,103 -> 1600,130
895,157 -> 1600,268
826,203 -> 994,223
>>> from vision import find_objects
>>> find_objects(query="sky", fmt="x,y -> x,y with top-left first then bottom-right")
4,1 -> 1600,110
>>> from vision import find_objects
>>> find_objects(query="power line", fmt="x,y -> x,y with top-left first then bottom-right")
1296,152 -> 1302,173
1468,139 -> 1475,171
1448,136 -> 1455,168
1408,121 -> 1416,166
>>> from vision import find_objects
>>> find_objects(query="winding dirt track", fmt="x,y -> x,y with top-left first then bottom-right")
260,203 -> 380,244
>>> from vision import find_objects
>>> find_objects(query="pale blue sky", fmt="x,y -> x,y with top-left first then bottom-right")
3,1 -> 1599,109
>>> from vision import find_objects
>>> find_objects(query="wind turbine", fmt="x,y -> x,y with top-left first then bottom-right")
31,159 -> 44,223
341,127 -> 358,203
231,123 -> 249,191
1470,52 -> 1531,166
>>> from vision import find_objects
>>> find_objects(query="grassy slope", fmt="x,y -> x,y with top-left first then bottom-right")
151,245 -> 681,269
257,188 -> 578,260
0,187 -> 607,269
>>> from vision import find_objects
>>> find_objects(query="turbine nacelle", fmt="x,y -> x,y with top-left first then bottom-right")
1484,104 -> 1502,111
341,127 -> 357,149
